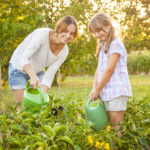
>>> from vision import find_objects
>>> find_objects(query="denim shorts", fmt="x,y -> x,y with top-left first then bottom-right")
8,63 -> 44,90
104,96 -> 128,111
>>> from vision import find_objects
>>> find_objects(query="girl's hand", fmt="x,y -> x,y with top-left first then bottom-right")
89,89 -> 100,100
30,75 -> 40,89
88,89 -> 95,98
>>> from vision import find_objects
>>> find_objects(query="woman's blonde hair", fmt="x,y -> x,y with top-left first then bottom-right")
88,13 -> 116,57
55,16 -> 79,40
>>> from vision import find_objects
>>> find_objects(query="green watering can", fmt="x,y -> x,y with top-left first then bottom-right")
85,98 -> 109,131
22,80 -> 49,114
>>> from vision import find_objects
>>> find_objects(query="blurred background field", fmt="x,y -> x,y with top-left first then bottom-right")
1,75 -> 150,111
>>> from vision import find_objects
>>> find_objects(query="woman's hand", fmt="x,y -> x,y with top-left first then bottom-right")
40,85 -> 49,93
30,74 -> 40,89
23,64 -> 40,89
89,88 -> 100,100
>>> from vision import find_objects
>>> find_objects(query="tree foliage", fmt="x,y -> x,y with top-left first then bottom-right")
0,0 -> 149,81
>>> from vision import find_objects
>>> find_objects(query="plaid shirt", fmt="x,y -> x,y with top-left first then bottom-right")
98,38 -> 132,101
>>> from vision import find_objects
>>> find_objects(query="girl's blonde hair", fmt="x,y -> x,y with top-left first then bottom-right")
55,16 -> 79,40
88,13 -> 116,57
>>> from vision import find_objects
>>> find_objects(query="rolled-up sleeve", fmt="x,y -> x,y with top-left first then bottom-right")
41,50 -> 69,88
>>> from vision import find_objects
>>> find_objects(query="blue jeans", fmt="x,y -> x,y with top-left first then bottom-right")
8,63 -> 44,89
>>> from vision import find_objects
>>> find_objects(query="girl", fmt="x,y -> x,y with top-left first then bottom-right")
9,16 -> 78,110
88,13 -> 132,137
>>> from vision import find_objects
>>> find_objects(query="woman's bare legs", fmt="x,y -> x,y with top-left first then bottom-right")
12,89 -> 25,110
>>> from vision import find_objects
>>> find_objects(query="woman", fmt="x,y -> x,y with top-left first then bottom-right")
9,16 -> 78,110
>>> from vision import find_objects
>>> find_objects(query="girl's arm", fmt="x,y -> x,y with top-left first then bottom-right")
91,53 -> 120,100
89,67 -> 98,98
92,67 -> 98,90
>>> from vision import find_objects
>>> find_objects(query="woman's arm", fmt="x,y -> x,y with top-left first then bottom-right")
23,64 -> 40,89
90,53 -> 120,100
24,64 -> 49,92
40,49 -> 69,90
40,85 -> 49,93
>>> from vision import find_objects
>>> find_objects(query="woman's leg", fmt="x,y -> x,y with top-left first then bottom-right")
12,89 -> 25,110
108,111 -> 125,137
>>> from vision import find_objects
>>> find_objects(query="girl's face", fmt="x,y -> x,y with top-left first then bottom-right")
93,25 -> 111,42
58,24 -> 76,44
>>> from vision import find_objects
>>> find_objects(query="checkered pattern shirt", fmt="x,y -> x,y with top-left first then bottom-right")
98,38 -> 132,101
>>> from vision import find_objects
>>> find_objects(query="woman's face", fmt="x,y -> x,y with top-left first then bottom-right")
58,24 -> 76,44
93,25 -> 111,42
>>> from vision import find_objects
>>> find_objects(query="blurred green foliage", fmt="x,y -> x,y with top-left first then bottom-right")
0,0 -> 150,82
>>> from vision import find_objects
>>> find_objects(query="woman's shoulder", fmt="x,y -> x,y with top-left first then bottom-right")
28,28 -> 51,42
32,28 -> 51,35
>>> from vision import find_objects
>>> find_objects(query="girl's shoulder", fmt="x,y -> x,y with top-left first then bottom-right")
110,38 -> 125,49
107,38 -> 126,57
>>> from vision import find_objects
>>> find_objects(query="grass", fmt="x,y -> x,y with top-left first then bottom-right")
128,50 -> 150,56
0,75 -> 150,110
130,75 -> 150,97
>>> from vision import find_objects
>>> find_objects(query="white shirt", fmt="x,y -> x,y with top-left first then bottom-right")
10,28 -> 69,88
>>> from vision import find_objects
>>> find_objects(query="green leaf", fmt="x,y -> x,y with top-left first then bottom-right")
8,137 -> 22,146
43,125 -> 53,136
74,145 -> 81,150
109,138 -> 115,150
21,111 -> 31,118
53,125 -> 67,137
138,137 -> 148,149
57,136 -> 74,146
132,122 -> 137,131
11,124 -> 22,131
50,144 -> 58,149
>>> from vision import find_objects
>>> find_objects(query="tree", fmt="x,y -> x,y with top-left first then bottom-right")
113,0 -> 150,51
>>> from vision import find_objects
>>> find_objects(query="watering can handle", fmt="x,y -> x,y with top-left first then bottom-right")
37,86 -> 44,104
86,97 -> 106,109
86,97 -> 93,107
26,80 -> 44,104
26,80 -> 30,89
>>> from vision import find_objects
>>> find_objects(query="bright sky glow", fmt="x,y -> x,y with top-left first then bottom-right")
89,0 -> 97,10
63,0 -> 71,6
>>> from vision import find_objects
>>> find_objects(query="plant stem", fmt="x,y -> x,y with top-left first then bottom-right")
0,64 -> 4,112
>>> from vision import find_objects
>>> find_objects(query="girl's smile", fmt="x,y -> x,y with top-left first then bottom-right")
94,25 -> 111,41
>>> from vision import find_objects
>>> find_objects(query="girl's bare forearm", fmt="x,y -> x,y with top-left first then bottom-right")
92,68 -> 98,90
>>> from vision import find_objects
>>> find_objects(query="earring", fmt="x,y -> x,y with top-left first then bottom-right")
55,32 -> 58,37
